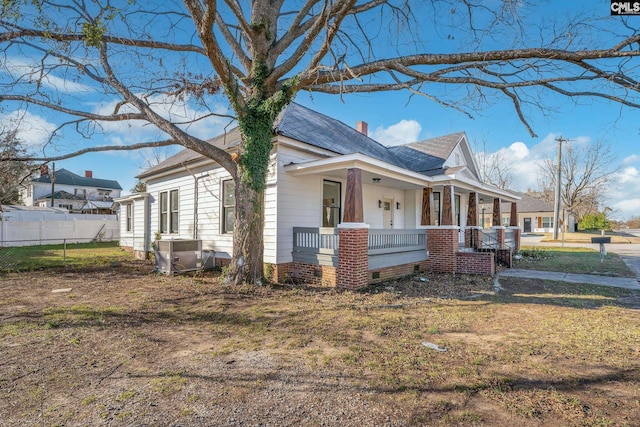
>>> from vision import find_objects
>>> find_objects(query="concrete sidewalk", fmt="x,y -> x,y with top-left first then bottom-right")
498,269 -> 640,290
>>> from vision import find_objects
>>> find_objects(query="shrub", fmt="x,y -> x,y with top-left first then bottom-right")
579,212 -> 610,231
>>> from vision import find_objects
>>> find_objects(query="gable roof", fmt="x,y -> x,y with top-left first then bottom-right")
136,102 -> 480,184
33,168 -> 122,190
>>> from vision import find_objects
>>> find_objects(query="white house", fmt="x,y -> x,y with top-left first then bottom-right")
20,168 -> 122,213
116,103 -> 521,287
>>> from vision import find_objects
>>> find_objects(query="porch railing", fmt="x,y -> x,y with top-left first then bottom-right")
292,227 -> 339,266
292,227 -> 428,269
368,229 -> 426,255
479,228 -> 499,250
504,228 -> 515,249
477,228 -> 515,251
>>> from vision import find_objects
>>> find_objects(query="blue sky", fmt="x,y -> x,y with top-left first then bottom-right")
2,0 -> 639,220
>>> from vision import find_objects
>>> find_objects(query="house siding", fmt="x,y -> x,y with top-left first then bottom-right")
274,145 -> 326,264
146,165 -> 235,260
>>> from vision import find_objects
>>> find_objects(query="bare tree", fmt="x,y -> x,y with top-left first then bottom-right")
2,1 -> 640,284
474,138 -> 513,190
538,139 -> 616,227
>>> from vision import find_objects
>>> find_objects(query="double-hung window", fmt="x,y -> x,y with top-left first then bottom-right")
222,180 -> 235,233
159,189 -> 179,234
126,204 -> 133,232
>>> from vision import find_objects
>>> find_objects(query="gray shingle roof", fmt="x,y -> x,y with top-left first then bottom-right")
33,168 -> 122,190
403,133 -> 464,162
512,192 -> 556,212
275,103 -> 400,165
136,102 -> 468,180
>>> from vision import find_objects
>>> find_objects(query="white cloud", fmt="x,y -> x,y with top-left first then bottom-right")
607,166 -> 640,220
92,94 -> 233,145
0,110 -> 57,148
371,119 -> 422,146
4,57 -> 93,93
622,154 -> 640,166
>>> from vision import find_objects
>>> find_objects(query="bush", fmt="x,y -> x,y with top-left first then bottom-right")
579,212 -> 610,231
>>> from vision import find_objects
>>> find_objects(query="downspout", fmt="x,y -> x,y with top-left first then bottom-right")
143,194 -> 150,259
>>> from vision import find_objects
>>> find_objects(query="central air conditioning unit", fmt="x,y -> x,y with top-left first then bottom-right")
154,239 -> 202,274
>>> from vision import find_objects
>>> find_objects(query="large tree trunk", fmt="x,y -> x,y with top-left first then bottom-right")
228,178 -> 265,285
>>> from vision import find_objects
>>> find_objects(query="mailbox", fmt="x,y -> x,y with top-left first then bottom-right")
591,237 -> 611,244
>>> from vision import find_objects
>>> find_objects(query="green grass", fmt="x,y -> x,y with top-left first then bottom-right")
515,246 -> 635,277
0,241 -> 130,272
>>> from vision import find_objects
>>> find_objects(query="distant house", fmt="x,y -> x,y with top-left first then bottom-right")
117,103 -> 522,288
479,191 -> 576,233
20,168 -> 122,213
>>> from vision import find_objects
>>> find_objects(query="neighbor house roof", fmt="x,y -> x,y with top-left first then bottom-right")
36,190 -> 85,201
137,102 -> 473,181
33,168 -> 122,190
513,192 -> 556,212
480,191 -> 556,213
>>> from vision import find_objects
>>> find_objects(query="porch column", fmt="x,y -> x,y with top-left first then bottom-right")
466,192 -> 478,226
336,223 -> 369,291
492,197 -> 502,227
441,185 -> 455,226
426,226 -> 458,273
421,187 -> 434,226
509,201 -> 518,226
343,168 -> 364,223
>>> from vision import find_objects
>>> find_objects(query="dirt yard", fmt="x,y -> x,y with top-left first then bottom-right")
1,261 -> 639,426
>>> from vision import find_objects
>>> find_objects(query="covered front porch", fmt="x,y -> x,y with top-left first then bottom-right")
283,154 -> 521,290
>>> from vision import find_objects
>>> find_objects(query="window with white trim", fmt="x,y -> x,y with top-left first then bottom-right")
222,180 -> 235,233
159,189 -> 179,234
126,204 -> 133,232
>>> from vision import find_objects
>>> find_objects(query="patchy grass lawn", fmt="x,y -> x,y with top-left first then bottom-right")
1,263 -> 639,426
515,246 -> 636,277
0,241 -> 129,272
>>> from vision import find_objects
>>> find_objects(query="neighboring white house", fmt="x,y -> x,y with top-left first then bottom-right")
116,102 -> 520,282
20,168 -> 122,213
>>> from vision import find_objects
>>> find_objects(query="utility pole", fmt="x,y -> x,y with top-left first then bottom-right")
552,136 -> 568,240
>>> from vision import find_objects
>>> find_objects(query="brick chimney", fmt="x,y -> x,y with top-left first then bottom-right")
356,121 -> 368,136
85,170 -> 93,178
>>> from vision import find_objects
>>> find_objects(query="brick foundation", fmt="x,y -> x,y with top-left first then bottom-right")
287,262 -> 337,286
456,251 -> 495,275
369,260 -> 429,284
